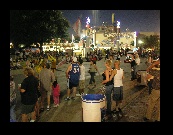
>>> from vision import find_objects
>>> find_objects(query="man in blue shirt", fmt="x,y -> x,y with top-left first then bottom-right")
65,57 -> 80,100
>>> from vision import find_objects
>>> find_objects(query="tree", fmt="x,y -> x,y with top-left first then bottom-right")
143,35 -> 160,50
136,33 -> 160,51
10,10 -> 70,48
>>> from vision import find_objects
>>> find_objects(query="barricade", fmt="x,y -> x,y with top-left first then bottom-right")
82,94 -> 106,122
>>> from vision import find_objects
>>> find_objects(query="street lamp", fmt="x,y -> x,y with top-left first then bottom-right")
116,21 -> 120,51
126,28 -> 129,45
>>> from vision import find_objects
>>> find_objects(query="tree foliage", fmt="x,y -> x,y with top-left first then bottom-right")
136,33 -> 160,50
143,35 -> 160,50
10,10 -> 70,47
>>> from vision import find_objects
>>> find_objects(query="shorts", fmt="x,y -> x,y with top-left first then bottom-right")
21,103 -> 35,114
67,79 -> 79,89
79,80 -> 85,89
40,87 -> 52,96
41,90 -> 51,97
112,86 -> 123,101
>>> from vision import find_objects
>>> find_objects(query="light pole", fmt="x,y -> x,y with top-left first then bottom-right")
126,28 -> 129,45
57,38 -> 61,60
116,21 -> 120,51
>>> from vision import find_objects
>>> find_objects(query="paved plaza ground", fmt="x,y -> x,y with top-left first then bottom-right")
10,55 -> 157,122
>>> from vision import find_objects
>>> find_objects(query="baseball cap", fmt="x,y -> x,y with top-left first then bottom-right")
73,57 -> 78,62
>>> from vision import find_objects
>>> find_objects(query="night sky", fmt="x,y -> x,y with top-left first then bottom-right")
61,10 -> 160,36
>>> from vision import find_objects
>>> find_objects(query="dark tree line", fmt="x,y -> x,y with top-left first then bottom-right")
10,10 -> 70,48
136,33 -> 160,51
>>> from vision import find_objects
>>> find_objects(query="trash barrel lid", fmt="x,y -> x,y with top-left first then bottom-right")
82,94 -> 104,100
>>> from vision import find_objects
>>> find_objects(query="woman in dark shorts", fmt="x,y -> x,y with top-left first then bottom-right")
19,67 -> 39,122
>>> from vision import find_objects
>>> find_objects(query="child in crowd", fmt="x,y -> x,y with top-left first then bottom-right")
52,80 -> 60,107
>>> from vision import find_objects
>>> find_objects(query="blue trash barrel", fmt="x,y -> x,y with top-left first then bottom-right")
82,94 -> 105,122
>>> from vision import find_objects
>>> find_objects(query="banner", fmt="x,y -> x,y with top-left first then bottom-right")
73,18 -> 81,37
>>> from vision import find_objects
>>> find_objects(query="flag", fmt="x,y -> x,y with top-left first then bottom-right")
73,18 -> 81,37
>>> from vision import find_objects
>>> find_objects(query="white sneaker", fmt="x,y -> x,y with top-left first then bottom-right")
76,94 -> 81,97
47,106 -> 50,110
30,120 -> 35,122
81,93 -> 85,96
53,104 -> 58,108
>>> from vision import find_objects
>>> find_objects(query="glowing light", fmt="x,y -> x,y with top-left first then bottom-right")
86,17 -> 90,24
117,21 -> 120,28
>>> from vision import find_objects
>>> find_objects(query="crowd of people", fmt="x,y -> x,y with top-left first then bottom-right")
10,48 -> 160,122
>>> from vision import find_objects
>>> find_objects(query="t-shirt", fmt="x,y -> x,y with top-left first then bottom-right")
79,65 -> 85,80
20,75 -> 39,105
39,68 -> 55,91
90,64 -> 96,72
69,63 -> 80,84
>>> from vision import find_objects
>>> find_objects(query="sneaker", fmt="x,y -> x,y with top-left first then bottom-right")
53,104 -> 58,108
39,108 -> 44,113
47,106 -> 50,111
30,120 -> 35,122
71,97 -> 75,100
76,94 -> 81,97
81,92 -> 85,96
118,108 -> 123,116
65,97 -> 70,101
143,117 -> 150,122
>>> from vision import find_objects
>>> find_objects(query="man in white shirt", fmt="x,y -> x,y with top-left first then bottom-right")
76,59 -> 85,96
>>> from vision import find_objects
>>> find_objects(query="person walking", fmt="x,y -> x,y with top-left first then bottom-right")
10,75 -> 17,122
19,67 -> 39,122
143,59 -> 160,122
135,53 -> 140,77
39,63 -> 55,111
76,59 -> 85,96
65,57 -> 80,101
51,59 -> 56,73
88,60 -> 100,88
52,80 -> 60,107
109,60 -> 125,117
101,59 -> 114,118
130,54 -> 136,80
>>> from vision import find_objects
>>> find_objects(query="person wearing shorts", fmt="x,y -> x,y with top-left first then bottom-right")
65,57 -> 80,100
39,63 -> 55,111
109,60 -> 124,116
19,67 -> 39,122
76,59 -> 85,96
